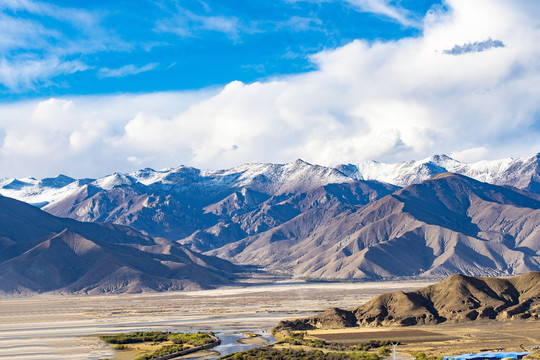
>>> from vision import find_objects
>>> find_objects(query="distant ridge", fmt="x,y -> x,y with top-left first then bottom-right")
274,272 -> 540,332
340,153 -> 540,191
0,195 -> 239,294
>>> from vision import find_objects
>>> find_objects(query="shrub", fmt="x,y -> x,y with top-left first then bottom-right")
100,330 -> 214,346
100,331 -> 170,344
411,352 -> 443,360
168,332 -> 213,346
135,345 -> 185,360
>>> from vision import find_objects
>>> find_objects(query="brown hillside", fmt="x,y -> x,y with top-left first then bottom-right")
214,173 -> 540,280
274,272 -> 540,332
0,195 -> 240,294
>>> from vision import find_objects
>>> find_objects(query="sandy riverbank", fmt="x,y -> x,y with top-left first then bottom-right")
236,335 -> 270,345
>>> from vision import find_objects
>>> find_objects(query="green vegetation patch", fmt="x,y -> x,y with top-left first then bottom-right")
219,332 -> 400,360
219,347 -> 382,360
100,330 -> 216,359
135,344 -> 186,360
280,332 -> 396,352
99,331 -> 214,346
168,332 -> 213,346
410,352 -> 443,360
99,331 -> 170,344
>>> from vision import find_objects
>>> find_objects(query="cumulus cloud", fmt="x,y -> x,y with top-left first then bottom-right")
1,0 -> 540,178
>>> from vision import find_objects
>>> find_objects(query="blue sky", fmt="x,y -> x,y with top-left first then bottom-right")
0,0 -> 539,179
1,0 -> 440,99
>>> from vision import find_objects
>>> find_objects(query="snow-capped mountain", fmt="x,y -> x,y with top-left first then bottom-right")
0,154 -> 538,243
0,159 -> 353,208
1,153 -> 539,282
341,153 -> 540,191
1,154 -> 539,210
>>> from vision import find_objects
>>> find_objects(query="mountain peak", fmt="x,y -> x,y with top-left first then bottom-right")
293,158 -> 309,165
38,174 -> 76,189
93,173 -> 136,190
427,154 -> 456,163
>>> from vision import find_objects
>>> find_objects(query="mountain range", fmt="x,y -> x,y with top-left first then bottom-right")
1,153 -> 539,289
210,172 -> 540,278
0,195 -> 238,294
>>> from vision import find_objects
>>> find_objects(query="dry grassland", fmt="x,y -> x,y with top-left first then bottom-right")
309,321 -> 540,357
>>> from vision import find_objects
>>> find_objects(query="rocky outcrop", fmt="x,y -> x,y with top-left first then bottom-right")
274,272 -> 540,331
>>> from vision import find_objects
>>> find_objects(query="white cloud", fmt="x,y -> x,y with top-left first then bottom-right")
0,12 -> 59,52
198,15 -> 239,35
32,98 -> 74,122
156,9 -> 240,39
98,63 -> 159,79
286,0 -> 419,27
279,16 -> 323,32
0,56 -> 87,90
0,0 -> 127,91
1,0 -> 540,178
0,0 -> 103,31
343,0 -> 419,27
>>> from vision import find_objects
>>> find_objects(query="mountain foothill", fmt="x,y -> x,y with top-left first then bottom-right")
273,271 -> 540,331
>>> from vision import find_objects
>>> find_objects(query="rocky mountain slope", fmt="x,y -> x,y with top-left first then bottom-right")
0,154 -> 539,281
182,180 -> 399,252
0,162 -> 399,252
0,154 -> 538,247
211,173 -> 540,278
274,272 -> 540,331
0,195 -> 239,294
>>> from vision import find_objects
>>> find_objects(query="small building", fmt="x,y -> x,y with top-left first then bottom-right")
443,351 -> 531,360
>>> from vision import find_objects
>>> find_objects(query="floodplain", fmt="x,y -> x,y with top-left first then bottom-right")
0,280 -> 431,360
2,279 -> 538,360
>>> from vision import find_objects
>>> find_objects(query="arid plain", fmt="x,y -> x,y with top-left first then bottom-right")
0,280 -> 432,360
3,279 -> 540,360
308,322 -> 540,355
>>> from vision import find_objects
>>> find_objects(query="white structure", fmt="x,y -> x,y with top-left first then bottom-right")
388,343 -> 414,360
